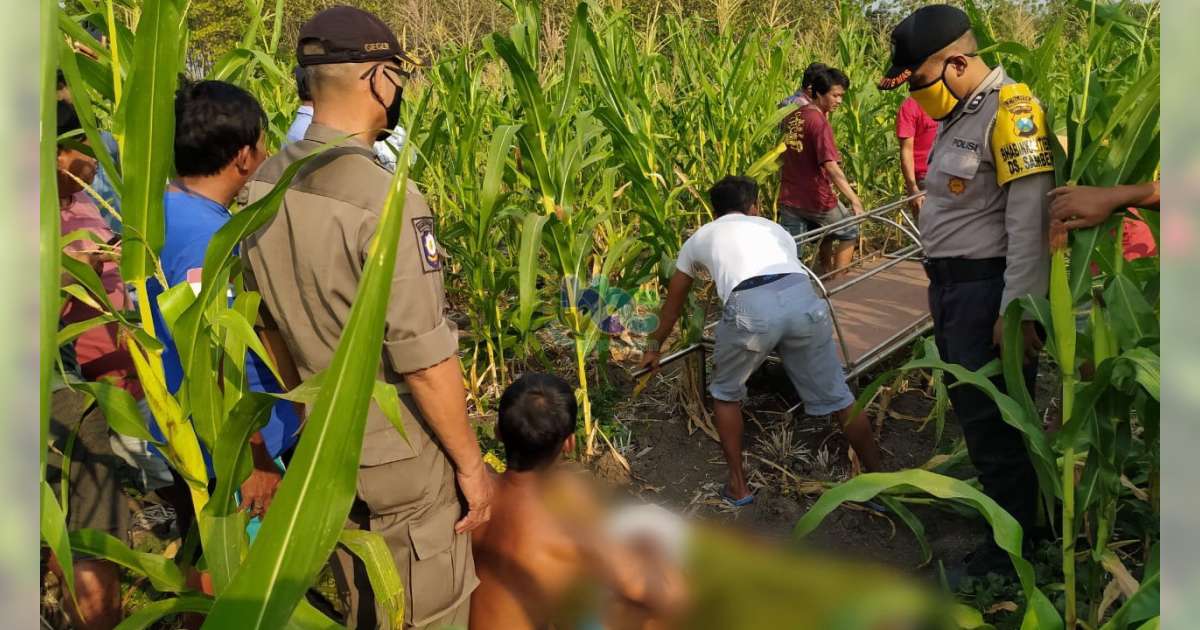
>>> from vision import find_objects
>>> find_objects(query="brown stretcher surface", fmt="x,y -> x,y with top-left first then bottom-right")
822,257 -> 931,368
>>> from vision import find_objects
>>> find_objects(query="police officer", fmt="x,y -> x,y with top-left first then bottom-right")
878,5 -> 1053,577
241,7 -> 492,628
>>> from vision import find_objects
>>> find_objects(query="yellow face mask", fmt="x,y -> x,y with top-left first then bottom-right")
909,61 -> 960,121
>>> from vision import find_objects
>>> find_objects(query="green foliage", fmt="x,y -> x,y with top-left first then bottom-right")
46,0 -> 1158,626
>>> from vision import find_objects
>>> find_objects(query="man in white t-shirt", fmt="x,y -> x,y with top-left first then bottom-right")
639,176 -> 882,506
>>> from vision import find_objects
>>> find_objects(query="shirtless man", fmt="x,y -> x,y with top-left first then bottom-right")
470,373 -> 682,630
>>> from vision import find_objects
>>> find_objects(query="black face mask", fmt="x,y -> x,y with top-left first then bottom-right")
368,65 -> 403,142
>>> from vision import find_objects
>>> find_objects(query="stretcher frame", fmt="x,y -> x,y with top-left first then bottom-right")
633,193 -> 932,415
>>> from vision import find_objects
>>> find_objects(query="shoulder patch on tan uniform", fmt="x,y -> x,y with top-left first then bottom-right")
412,216 -> 442,273
991,83 -> 1055,186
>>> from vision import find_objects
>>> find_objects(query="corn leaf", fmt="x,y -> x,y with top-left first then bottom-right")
517,212 -> 550,338
157,281 -> 197,331
212,306 -> 284,388
220,293 -> 260,413
338,529 -> 405,628
201,392 -> 276,592
1103,276 -> 1158,349
792,470 -> 1062,630
477,124 -> 521,250
41,482 -> 76,606
284,601 -> 343,630
1068,224 -> 1105,302
56,313 -> 118,347
73,380 -> 161,445
126,334 -> 208,498
70,528 -> 187,592
115,596 -> 213,630
901,356 -> 1060,504
118,0 -> 182,280
555,6 -> 586,120
273,370 -> 406,441
1098,567 -> 1159,630
877,496 -> 932,568
371,380 -> 408,443
490,34 -> 551,141
61,253 -> 121,319
1001,302 -> 1038,417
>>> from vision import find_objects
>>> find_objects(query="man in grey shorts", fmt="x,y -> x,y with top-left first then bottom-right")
640,176 -> 882,506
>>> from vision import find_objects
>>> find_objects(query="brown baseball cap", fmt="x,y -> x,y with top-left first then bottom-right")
878,4 -> 971,90
296,5 -> 422,68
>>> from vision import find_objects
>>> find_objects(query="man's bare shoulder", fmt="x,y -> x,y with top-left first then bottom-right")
475,472 -> 591,566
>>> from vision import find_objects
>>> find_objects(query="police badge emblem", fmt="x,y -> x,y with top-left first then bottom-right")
412,217 -> 442,272
1015,115 -> 1037,138
948,177 -> 967,195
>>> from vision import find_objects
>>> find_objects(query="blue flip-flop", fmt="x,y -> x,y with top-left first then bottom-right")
856,499 -> 891,514
720,486 -> 755,507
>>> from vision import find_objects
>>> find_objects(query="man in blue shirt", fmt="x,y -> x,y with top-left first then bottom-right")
147,80 -> 299,524
285,65 -> 314,145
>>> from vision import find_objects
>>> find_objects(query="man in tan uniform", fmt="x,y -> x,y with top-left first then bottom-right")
242,7 -> 492,628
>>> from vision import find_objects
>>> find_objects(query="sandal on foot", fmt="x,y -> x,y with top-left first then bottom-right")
720,486 -> 755,507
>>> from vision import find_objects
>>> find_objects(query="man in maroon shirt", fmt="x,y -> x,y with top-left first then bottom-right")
896,96 -> 937,217
778,66 -> 864,279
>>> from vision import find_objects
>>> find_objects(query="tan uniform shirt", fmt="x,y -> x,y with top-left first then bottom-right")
242,122 -> 457,465
919,65 -> 1054,313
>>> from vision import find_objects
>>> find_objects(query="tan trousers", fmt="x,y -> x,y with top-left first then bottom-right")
331,444 -> 478,630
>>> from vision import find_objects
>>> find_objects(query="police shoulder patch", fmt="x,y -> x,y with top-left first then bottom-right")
412,216 -> 442,273
991,83 -> 1055,186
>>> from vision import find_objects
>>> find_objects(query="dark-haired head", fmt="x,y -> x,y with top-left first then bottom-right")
801,62 -> 829,90
809,66 -> 850,97
174,80 -> 267,178
498,373 -> 578,472
708,175 -> 759,218
294,66 -> 312,103
808,66 -> 850,114
56,98 -> 96,198
57,99 -> 81,140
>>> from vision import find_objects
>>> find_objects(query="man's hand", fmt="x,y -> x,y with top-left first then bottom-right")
906,183 -> 925,213
240,465 -> 282,519
638,349 -> 662,373
993,317 -> 1043,365
454,459 -> 495,534
850,197 -> 865,215
1047,185 -> 1123,230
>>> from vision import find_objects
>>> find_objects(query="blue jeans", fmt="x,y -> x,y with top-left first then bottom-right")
709,274 -> 853,416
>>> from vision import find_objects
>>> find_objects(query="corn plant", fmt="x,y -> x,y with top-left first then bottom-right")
792,2 -> 1159,628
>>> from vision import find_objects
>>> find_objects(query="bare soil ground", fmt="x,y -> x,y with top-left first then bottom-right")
599,344 -> 1062,583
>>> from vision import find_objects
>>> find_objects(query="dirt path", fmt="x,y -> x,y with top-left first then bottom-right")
605,349 -> 1060,580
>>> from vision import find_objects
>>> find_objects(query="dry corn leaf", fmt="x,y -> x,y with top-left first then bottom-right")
1101,551 -> 1140,597
986,601 -> 1019,614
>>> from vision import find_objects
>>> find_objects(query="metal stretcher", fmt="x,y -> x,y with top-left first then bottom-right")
634,194 -> 931,414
